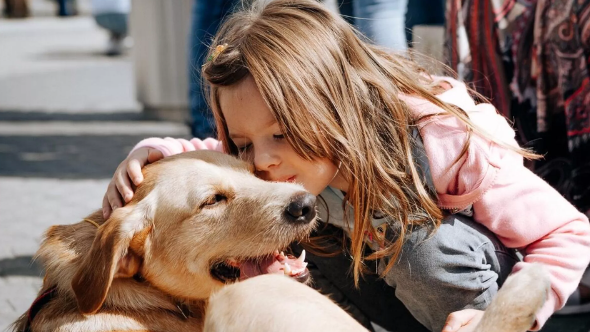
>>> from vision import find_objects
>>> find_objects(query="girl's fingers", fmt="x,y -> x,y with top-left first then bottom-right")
127,158 -> 144,186
106,181 -> 124,211
442,309 -> 481,332
127,148 -> 162,185
102,148 -> 162,220
147,149 -> 164,163
443,314 -> 462,332
102,194 -> 112,219
115,170 -> 134,203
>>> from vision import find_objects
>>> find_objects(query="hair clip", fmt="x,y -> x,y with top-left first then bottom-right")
207,43 -> 228,63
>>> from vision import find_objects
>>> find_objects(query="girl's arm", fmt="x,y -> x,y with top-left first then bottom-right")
131,137 -> 223,157
470,152 -> 590,330
410,77 -> 590,329
416,94 -> 590,329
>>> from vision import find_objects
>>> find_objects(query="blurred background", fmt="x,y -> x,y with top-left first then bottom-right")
0,0 -> 589,331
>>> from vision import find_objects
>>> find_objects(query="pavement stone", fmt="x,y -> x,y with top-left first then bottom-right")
0,16 -> 140,113
0,176 -> 112,331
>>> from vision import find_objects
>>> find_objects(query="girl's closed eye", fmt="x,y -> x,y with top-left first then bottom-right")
273,133 -> 285,140
236,142 -> 252,152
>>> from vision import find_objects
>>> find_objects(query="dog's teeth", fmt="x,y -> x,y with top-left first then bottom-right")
283,262 -> 291,275
226,258 -> 239,267
297,250 -> 306,263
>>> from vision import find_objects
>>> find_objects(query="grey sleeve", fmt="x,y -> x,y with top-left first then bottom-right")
382,214 -> 518,332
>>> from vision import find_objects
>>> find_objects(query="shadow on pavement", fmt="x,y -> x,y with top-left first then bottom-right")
0,112 -> 190,179
0,135 -> 156,179
0,111 -> 144,122
0,256 -> 44,277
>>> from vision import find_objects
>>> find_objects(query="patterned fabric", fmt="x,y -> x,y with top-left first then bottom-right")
445,0 -> 590,212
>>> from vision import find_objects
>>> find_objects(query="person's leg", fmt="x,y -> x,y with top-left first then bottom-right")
95,13 -> 128,35
352,0 -> 408,51
188,0 -> 239,138
336,0 -> 355,26
405,0 -> 445,46
4,0 -> 29,18
94,13 -> 129,56
384,214 -> 519,332
56,0 -> 68,16
3,0 -> 13,17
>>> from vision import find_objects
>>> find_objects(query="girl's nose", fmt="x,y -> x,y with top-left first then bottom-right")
253,148 -> 281,172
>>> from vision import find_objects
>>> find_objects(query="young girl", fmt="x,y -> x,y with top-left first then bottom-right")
102,1 -> 590,331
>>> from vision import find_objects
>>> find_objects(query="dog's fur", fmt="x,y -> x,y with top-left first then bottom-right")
204,264 -> 550,332
12,150 -> 551,332
474,263 -> 550,332
12,151 -> 317,332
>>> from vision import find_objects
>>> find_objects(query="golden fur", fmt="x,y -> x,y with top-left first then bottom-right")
12,151 -> 317,332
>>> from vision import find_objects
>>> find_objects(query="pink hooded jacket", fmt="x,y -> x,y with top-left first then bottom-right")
132,77 -> 590,329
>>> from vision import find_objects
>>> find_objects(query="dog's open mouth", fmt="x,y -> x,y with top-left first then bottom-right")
211,250 -> 309,284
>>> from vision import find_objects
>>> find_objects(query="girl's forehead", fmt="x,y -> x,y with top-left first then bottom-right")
218,76 -> 278,136
218,78 -> 252,101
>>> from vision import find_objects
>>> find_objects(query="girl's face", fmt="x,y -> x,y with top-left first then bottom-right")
219,76 -> 347,195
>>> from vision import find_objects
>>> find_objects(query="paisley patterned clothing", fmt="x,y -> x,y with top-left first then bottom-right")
445,0 -> 590,212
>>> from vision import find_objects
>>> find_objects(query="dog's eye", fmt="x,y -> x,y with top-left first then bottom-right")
204,194 -> 227,207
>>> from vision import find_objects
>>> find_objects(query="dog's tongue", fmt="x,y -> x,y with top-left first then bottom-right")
239,250 -> 308,281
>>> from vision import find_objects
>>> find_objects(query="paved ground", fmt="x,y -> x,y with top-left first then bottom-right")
0,7 -> 188,331
0,2 -> 589,332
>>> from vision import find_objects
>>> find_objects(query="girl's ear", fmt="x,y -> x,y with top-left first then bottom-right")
71,205 -> 149,315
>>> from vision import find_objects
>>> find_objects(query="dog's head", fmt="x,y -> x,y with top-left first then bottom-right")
71,150 -> 317,315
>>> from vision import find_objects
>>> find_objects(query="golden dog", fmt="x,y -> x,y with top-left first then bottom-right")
12,151 -> 317,332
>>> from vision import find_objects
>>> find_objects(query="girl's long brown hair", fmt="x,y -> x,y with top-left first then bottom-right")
202,0 -> 538,285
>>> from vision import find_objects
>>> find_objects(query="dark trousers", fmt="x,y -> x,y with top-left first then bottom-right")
336,0 -> 446,48
188,0 -> 240,138
3,0 -> 29,18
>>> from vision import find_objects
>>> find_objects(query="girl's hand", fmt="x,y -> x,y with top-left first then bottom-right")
102,147 -> 164,219
442,309 -> 484,332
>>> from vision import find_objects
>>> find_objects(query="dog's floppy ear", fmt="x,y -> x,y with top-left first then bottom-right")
71,204 -> 151,315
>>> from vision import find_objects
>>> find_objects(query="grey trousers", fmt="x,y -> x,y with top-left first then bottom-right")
292,214 -> 519,332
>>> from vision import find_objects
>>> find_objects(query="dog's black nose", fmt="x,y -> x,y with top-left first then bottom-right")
285,193 -> 316,224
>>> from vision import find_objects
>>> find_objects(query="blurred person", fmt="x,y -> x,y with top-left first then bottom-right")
336,0 -> 446,51
446,0 -> 590,316
336,0 -> 408,51
3,0 -> 29,18
56,0 -> 77,17
188,0 -> 240,138
91,0 -> 130,56
404,0 -> 445,47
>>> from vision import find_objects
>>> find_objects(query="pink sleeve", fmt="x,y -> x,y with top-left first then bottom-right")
131,137 -> 224,157
472,151 -> 590,329
423,116 -> 590,328
415,77 -> 590,329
